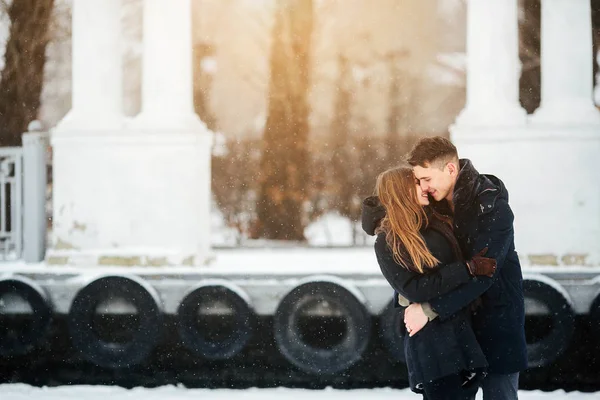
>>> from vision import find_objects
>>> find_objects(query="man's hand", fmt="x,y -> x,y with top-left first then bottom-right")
404,303 -> 428,337
466,247 -> 497,277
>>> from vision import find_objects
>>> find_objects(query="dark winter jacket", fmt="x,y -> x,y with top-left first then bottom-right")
367,204 -> 470,304
363,197 -> 467,308
427,159 -> 527,374
373,214 -> 487,391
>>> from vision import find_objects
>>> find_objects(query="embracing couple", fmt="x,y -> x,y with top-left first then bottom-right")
362,137 -> 527,400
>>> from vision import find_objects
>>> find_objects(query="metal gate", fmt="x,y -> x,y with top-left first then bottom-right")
0,132 -> 48,263
0,148 -> 22,260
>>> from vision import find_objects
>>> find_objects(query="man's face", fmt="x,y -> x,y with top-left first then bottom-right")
413,162 -> 457,202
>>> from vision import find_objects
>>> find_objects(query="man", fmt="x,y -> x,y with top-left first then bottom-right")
364,137 -> 527,400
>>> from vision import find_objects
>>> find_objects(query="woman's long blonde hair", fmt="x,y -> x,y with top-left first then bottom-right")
375,165 -> 438,273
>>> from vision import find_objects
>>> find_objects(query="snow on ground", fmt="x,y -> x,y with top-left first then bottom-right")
211,205 -> 373,248
304,212 -> 356,246
0,384 -> 597,399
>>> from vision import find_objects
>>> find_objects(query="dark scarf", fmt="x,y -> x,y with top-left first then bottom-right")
453,159 -> 482,213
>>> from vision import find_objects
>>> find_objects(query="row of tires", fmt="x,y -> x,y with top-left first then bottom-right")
0,274 -> 597,374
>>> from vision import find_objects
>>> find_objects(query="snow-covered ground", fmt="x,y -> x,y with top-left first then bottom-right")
0,384 -> 597,399
211,206 -> 373,248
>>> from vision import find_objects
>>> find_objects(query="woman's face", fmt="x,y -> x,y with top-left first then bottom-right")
416,178 -> 430,206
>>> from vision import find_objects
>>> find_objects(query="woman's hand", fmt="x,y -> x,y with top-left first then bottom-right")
404,303 -> 429,337
466,247 -> 497,277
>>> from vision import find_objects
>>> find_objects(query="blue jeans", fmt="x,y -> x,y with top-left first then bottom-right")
482,372 -> 519,400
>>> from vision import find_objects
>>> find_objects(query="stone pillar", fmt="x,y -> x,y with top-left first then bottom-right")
132,0 -> 201,130
55,0 -> 123,131
455,0 -> 526,127
451,0 -> 600,267
531,0 -> 600,125
49,0 -> 213,268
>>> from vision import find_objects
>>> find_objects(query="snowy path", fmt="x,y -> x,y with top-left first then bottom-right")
0,384 -> 596,399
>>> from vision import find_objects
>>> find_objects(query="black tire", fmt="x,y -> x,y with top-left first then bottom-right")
177,283 -> 255,359
0,276 -> 52,357
523,278 -> 575,368
274,280 -> 371,375
378,300 -> 406,364
589,291 -> 600,336
68,275 -> 162,369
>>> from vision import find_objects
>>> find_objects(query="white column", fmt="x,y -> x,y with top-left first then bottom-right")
132,0 -> 202,130
531,0 -> 600,125
55,0 -> 123,132
455,0 -> 526,127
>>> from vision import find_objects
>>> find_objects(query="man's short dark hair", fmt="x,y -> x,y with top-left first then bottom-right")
407,136 -> 459,169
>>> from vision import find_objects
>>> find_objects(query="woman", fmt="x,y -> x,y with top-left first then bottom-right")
364,165 -> 494,400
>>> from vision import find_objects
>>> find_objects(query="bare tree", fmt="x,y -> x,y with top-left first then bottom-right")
384,50 -> 413,162
593,0 -> 600,93
255,0 -> 313,241
518,0 -> 541,114
329,54 -> 353,221
0,0 -> 55,146
212,137 -> 261,244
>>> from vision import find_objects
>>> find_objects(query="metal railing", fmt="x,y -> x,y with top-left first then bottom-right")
0,132 -> 48,263
0,147 -> 22,260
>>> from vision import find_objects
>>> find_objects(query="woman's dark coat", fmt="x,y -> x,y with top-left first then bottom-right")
372,209 -> 487,392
